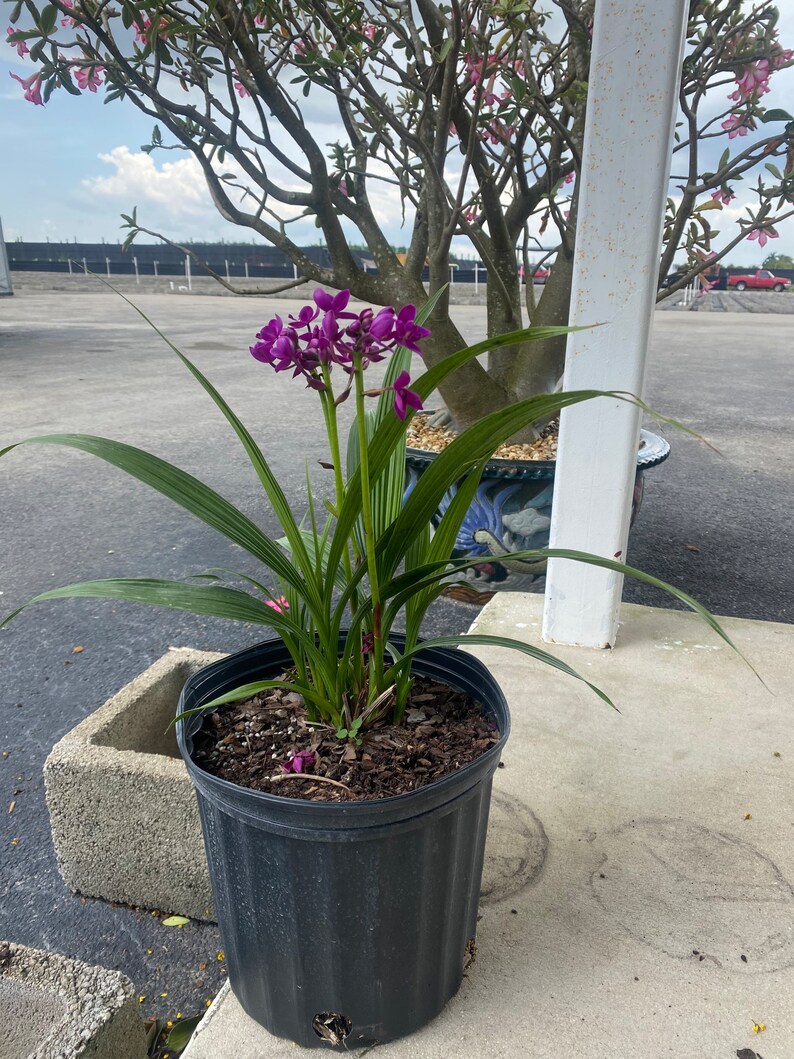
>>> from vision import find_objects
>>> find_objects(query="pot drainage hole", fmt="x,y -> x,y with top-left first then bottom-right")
312,1011 -> 352,1046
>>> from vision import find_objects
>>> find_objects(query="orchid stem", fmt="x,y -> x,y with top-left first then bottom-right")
353,353 -> 384,691
320,369 -> 362,689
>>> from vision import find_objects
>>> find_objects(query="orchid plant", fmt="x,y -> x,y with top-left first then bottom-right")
1,287 -> 737,736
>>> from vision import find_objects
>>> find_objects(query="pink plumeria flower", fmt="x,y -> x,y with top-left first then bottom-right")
9,70 -> 43,105
73,63 -> 103,92
464,207 -> 478,223
362,24 -> 376,41
265,596 -> 290,613
482,120 -> 514,145
564,171 -> 575,185
721,113 -> 754,139
696,276 -> 715,298
6,27 -> 29,58
711,187 -> 735,205
730,59 -> 771,103
134,16 -> 168,43
60,0 -> 78,27
233,79 -> 250,98
747,227 -> 778,248
464,53 -> 481,86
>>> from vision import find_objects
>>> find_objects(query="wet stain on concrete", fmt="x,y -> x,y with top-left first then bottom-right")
480,792 -> 548,904
590,818 -> 794,972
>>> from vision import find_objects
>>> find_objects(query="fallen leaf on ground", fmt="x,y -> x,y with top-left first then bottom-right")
686,544 -> 701,554
165,1014 -> 203,1051
161,915 -> 190,928
72,645 -> 84,653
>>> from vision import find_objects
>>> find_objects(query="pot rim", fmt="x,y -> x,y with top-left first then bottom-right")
406,426 -> 671,479
176,636 -> 510,822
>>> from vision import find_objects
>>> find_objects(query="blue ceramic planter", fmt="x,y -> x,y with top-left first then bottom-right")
405,429 -> 670,595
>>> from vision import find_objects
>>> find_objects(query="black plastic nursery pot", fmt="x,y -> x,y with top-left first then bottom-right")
176,635 -> 510,1049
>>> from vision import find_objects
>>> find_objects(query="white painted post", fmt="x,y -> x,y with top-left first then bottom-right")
105,256 -> 111,278
293,263 -> 298,280
82,257 -> 87,275
474,262 -> 479,294
225,259 -> 230,282
542,0 -> 688,648
245,261 -> 249,280
185,255 -> 192,291
133,256 -> 140,285
67,259 -> 73,275
153,260 -> 159,278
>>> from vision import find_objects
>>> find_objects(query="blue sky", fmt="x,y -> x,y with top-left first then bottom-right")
1,14 -> 792,266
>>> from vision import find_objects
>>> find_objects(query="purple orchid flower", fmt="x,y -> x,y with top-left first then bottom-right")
251,290 -> 431,415
290,304 -> 320,327
314,288 -> 353,316
281,750 -> 316,774
388,371 -> 423,420
250,315 -> 298,369
394,305 -> 431,355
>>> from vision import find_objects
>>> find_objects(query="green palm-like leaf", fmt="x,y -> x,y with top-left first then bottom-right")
399,459 -> 490,644
390,634 -> 616,709
1,578 -> 285,627
174,676 -> 329,723
0,434 -> 309,593
382,547 -> 748,668
277,528 -> 348,593
78,281 -> 321,605
376,389 -> 617,583
325,324 -> 580,597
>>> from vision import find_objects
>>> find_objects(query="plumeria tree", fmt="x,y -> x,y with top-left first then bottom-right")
6,0 -> 794,434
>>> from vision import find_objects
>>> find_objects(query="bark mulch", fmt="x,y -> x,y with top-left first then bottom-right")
191,674 -> 500,803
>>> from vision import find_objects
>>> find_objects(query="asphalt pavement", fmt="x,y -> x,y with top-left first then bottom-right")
0,284 -> 792,1028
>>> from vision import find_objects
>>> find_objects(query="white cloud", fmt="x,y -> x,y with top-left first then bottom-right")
78,142 -> 416,245
83,146 -> 213,217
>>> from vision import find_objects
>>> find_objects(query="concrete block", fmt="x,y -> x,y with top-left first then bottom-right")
44,648 -> 223,921
0,939 -> 147,1059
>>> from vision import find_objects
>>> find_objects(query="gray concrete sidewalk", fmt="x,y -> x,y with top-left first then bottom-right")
184,594 -> 794,1059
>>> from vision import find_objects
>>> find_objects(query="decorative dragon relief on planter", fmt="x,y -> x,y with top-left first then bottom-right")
405,429 -> 670,600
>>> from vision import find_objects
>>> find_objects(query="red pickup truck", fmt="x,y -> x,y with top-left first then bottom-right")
727,270 -> 791,291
